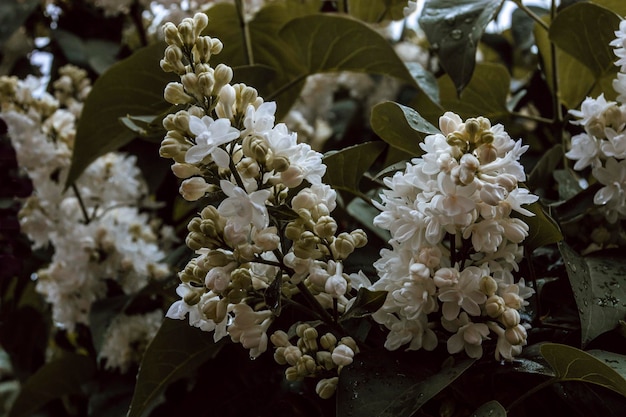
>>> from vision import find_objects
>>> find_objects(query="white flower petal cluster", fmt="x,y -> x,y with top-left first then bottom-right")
566,22 -> 626,223
158,15 -> 367,373
0,66 -> 171,367
371,112 -> 537,360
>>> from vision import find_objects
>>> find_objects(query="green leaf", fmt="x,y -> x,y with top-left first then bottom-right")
516,199 -> 563,252
346,196 -> 392,242
527,144 -> 563,191
419,0 -> 505,94
0,0 -> 39,48
280,13 -> 420,87
53,30 -> 120,74
8,353 -> 95,417
412,63 -> 511,123
558,243 -> 626,347
127,318 -> 227,417
471,400 -> 507,417
341,288 -> 387,321
541,343 -> 626,396
553,168 -> 583,201
592,0 -> 626,16
549,3 -> 620,78
406,62 -> 440,104
66,41 -> 176,187
371,101 -> 440,157
347,0 -> 408,23
378,358 -> 475,417
552,183 -> 603,223
337,350 -> 475,417
323,141 -> 386,197
534,15 -> 618,110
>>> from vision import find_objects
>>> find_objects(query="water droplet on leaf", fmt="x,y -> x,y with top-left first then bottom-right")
450,29 -> 463,40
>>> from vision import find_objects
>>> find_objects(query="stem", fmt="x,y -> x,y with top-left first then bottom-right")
510,111 -> 554,125
506,378 -> 557,413
266,74 -> 308,102
234,0 -> 254,65
130,0 -> 148,47
296,281 -> 337,325
71,184 -> 91,224
512,0 -> 549,32
525,245 -> 542,327
549,0 -> 563,126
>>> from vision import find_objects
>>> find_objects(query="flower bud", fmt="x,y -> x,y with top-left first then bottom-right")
242,135 -> 269,163
274,346 -> 287,365
296,354 -> 317,376
270,330 -> 291,348
479,276 -> 498,296
316,377 -> 338,399
316,351 -> 335,370
270,154 -> 290,172
433,267 -> 459,288
296,323 -> 311,338
178,20 -> 195,47
171,162 -> 201,179
197,72 -> 215,98
284,345 -> 303,366
339,337 -> 358,353
350,229 -> 367,248
501,308 -> 521,328
183,288 -> 202,305
314,216 -> 337,239
331,232 -> 356,259
331,344 -> 354,367
320,333 -> 337,350
163,22 -> 182,46
505,324 -> 527,345
285,366 -> 300,381
164,82 -> 193,105
303,327 -> 319,352
192,12 -> 209,38
180,177 -> 211,201
502,291 -> 523,310
213,64 -> 233,94
238,157 -> 260,178
485,295 -> 506,318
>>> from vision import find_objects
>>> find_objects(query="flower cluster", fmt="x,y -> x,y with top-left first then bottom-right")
158,14 -> 367,391
0,66 -> 171,371
371,112 -> 537,360
270,325 -> 358,399
565,20 -> 626,224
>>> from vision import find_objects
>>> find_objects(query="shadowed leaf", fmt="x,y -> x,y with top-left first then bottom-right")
323,141 -> 386,197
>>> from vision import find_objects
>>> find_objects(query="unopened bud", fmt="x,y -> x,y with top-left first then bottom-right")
178,20 -> 195,46
171,162 -> 201,179
270,330 -> 291,348
485,295 -> 506,318
331,344 -> 354,367
505,324 -> 527,345
303,327 -> 319,352
164,82 -> 193,105
213,64 -> 233,94
180,177 -> 211,201
316,377 -> 338,399
296,355 -> 317,376
163,23 -> 182,46
320,333 -> 337,350
192,13 -> 209,37
314,216 -> 337,239
479,276 -> 498,296
316,351 -> 335,370
501,308 -> 521,328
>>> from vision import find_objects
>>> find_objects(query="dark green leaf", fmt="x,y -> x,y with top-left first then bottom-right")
267,204 -> 300,221
323,141 -> 387,197
471,400 -> 507,417
127,318 -> 227,417
8,353 -> 95,417
592,0 -> 626,16
553,168 -> 583,201
527,144 -> 563,191
377,358 -> 475,417
511,6 -> 548,51
412,63 -> 511,123
552,182 -> 603,223
346,197 -> 392,242
515,199 -> 563,252
53,30 -> 119,74
558,243 -> 626,347
66,41 -> 176,187
588,350 -> 626,380
419,0 -> 505,94
347,0 -> 408,23
341,288 -> 387,321
541,343 -> 626,396
371,101 -> 439,157
406,62 -> 440,104
0,0 -> 39,48
549,3 -> 620,78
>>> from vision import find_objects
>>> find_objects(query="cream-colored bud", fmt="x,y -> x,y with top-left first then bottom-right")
159,137 -> 184,160
163,23 -> 182,46
331,344 -> 354,367
297,355 -> 317,376
180,177 -> 211,201
254,227 -> 280,251
320,333 -> 337,350
496,173 -> 518,192
216,84 -> 236,120
193,37 -> 212,64
314,216 -> 337,239
164,82 -> 193,105
296,323 -> 311,338
270,330 -> 291,348
303,327 -> 319,352
242,135 -> 269,163
479,276 -> 498,296
181,72 -> 199,94
505,324 -> 527,345
178,20 -> 195,46
185,232 -> 206,251
274,346 -> 287,365
316,351 -> 335,370
339,337 -> 358,353
238,157 -> 260,178
502,291 -> 523,310
270,154 -> 290,172
465,118 -> 480,139
183,288 -> 202,305
284,345 -> 302,366
485,295 -> 506,318
350,229 -> 367,248
316,377 -> 338,399
239,86 -> 259,112
197,72 -> 215,98
193,13 -> 209,37
213,64 -> 233,94
210,38 -> 223,55
501,308 -> 521,328
171,162 -> 201,179
331,233 -> 356,260
477,144 -> 497,164
234,243 -> 256,262
285,366 -> 301,381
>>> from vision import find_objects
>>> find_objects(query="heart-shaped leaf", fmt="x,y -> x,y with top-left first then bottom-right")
341,288 -> 387,321
471,400 -> 507,417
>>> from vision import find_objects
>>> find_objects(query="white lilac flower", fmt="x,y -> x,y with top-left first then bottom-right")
611,19 -> 626,72
565,133 -> 601,170
241,101 -> 276,137
218,179 -> 271,230
228,304 -> 273,358
443,312 -> 490,359
592,157 -> 626,223
185,115 -> 240,166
